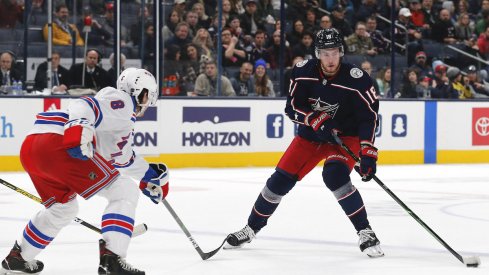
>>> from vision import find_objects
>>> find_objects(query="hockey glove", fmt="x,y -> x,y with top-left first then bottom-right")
63,118 -> 95,160
139,163 -> 170,204
307,111 -> 339,143
354,143 -> 378,182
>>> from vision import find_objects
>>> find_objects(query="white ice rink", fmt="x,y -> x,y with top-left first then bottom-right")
1,164 -> 488,275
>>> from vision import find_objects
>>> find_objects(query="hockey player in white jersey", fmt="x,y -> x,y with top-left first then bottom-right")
1,68 -> 168,275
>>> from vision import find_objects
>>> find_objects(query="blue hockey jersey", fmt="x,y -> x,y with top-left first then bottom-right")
285,59 -> 379,145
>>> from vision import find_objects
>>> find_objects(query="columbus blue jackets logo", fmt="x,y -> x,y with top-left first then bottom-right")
309,98 -> 339,118
350,68 -> 363,78
296,60 -> 308,67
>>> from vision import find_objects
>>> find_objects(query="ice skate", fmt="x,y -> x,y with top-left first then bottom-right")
224,225 -> 257,249
98,239 -> 145,275
357,226 -> 384,258
0,241 -> 44,274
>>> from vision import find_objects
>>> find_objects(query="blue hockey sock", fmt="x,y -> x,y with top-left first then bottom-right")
333,182 -> 369,231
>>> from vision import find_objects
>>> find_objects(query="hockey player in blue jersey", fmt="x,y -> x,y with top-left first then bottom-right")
225,28 -> 383,257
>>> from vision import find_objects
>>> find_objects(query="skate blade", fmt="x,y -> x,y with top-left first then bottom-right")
364,245 -> 385,258
0,267 -> 41,275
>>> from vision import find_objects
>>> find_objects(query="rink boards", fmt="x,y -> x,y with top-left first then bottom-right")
0,97 -> 488,170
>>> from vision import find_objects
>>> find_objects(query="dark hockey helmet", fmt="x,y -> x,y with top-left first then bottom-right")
315,28 -> 344,58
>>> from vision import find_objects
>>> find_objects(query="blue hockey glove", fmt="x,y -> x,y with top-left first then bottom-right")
354,143 -> 378,182
307,111 -> 339,143
139,163 -> 169,204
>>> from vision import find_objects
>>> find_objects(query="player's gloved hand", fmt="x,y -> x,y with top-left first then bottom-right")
139,163 -> 169,204
63,118 -> 95,160
307,111 -> 339,143
354,143 -> 378,182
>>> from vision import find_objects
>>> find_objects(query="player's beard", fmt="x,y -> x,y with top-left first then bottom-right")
321,61 -> 341,77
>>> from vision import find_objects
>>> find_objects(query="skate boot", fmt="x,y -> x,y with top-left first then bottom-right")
357,226 -> 384,258
0,241 -> 44,274
98,239 -> 145,275
224,225 -> 257,249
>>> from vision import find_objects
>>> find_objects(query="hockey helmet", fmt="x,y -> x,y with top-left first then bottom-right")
315,28 -> 344,58
126,69 -> 158,117
117,67 -> 138,93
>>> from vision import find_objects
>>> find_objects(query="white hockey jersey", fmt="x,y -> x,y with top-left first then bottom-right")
30,87 -> 149,180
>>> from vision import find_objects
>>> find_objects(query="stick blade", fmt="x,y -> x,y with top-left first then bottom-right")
464,256 -> 481,268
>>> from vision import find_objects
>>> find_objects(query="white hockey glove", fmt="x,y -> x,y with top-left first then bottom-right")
63,118 -> 95,160
139,163 -> 170,204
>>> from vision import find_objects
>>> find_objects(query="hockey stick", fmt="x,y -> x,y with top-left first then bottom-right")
161,199 -> 228,260
331,134 -> 481,268
0,178 -> 148,238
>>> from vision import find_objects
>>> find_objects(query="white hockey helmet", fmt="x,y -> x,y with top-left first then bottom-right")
117,67 -> 138,93
126,69 -> 158,117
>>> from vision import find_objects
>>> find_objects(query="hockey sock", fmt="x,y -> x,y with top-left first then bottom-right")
333,182 -> 369,232
20,199 -> 79,260
248,171 -> 296,232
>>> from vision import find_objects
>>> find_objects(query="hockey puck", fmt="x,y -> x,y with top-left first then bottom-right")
466,263 -> 479,268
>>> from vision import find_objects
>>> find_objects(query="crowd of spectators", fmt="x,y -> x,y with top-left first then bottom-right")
2,0 -> 489,99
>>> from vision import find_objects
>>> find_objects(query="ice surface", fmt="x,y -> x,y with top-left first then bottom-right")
1,164 -> 488,274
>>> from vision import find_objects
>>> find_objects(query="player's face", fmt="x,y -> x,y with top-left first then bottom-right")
136,91 -> 149,117
318,48 -> 341,75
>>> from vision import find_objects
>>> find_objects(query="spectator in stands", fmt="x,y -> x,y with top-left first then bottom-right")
192,28 -> 216,59
162,44 -> 184,96
230,61 -> 255,96
431,62 -> 452,98
219,0 -> 236,21
267,30 -> 293,69
475,9 -> 489,35
418,76 -> 434,98
240,0 -> 265,35
409,51 -> 433,78
194,61 -> 236,96
399,69 -> 422,98
192,2 -> 212,29
208,15 -> 227,39
464,64 -> 489,97
249,30 -> 271,64
256,0 -> 276,26
142,22 -> 156,75
179,44 -> 201,96
133,6 -> 154,46
390,8 -> 423,60
447,66 -> 473,98
221,27 -> 247,67
77,7 -> 106,46
376,66 -> 391,97
432,8 -> 457,44
181,43 -> 203,73
319,15 -> 333,30
43,4 -> 84,46
107,52 -> 126,88
455,12 -> 477,43
184,10 -> 200,37
174,0 -> 188,17
162,9 -> 182,41
166,22 -> 192,50
456,0 -> 474,21
421,0 -> 437,29
304,8 -> 320,33
331,4 -> 353,37
366,16 -> 389,53
34,51 -> 69,93
287,19 -> 305,46
286,0 -> 309,22
360,60 -> 380,95
227,15 -> 248,48
96,2 -> 129,47
292,30 -> 315,60
0,0 -> 23,28
1,51 -> 22,87
355,0 -> 380,25
67,49 -> 110,90
345,21 -> 377,56
476,0 -> 489,21
229,0 -> 246,15
477,25 -> 489,57
252,58 -> 275,97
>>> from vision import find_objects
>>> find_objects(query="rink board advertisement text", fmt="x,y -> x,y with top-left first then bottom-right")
1,98 -> 488,170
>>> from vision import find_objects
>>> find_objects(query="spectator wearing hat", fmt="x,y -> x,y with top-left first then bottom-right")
240,0 -> 265,35
230,61 -> 255,96
447,66 -> 472,98
331,4 -> 353,37
345,21 -> 377,56
464,65 -> 489,97
432,8 -> 457,44
173,0 -> 188,17
431,63 -> 452,98
388,7 -> 423,57
409,51 -> 433,78
418,76 -> 435,98
93,2 -> 129,47
251,59 -> 275,97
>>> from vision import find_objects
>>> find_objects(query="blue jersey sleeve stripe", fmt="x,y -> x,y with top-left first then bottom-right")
80,97 -> 104,128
